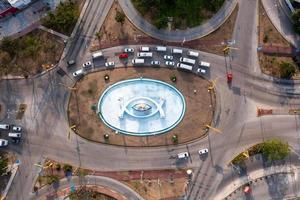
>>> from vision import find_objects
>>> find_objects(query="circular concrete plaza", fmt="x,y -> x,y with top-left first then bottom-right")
68,67 -> 215,147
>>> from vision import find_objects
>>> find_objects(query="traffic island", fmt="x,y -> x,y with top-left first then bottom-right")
91,0 -> 238,55
258,0 -> 298,79
68,67 -> 215,147
0,102 -> 6,121
33,159 -> 189,200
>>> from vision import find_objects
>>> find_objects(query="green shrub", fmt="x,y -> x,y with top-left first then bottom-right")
262,139 -> 290,161
42,1 -> 79,34
63,164 -> 73,174
279,62 -> 295,79
115,10 -> 125,24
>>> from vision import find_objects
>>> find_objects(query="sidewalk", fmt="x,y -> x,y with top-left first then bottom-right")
0,0 -> 64,39
215,164 -> 297,200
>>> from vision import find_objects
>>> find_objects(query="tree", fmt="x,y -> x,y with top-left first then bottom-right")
292,9 -> 300,35
262,139 -> 290,161
115,11 -> 125,24
279,62 -> 295,79
0,51 -> 11,66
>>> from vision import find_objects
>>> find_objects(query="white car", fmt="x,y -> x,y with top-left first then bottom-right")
105,62 -> 115,67
198,148 -> 209,155
165,61 -> 175,67
12,126 -> 22,132
151,61 -> 160,66
0,139 -> 8,147
82,61 -> 92,69
197,68 -> 206,74
72,69 -> 83,77
124,48 -> 134,53
177,152 -> 189,159
164,55 -> 173,60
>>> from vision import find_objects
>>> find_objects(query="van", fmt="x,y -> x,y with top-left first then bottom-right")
8,132 -> 21,138
187,51 -> 199,58
0,124 -> 9,130
92,51 -> 103,59
180,57 -> 196,65
177,63 -> 193,71
155,46 -> 167,52
200,61 -> 210,68
139,46 -> 150,52
132,59 -> 145,65
172,48 -> 183,54
137,52 -> 153,58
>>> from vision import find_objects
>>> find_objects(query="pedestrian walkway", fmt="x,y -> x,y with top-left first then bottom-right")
38,25 -> 69,41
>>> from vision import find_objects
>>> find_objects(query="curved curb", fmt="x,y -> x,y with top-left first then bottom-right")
261,0 -> 299,48
32,175 -> 144,200
118,0 -> 238,42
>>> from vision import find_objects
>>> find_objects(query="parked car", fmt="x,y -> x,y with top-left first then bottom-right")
119,53 -> 128,59
198,148 -> 209,155
197,68 -> 206,74
67,60 -> 76,67
105,61 -> 115,67
72,69 -> 83,77
177,152 -> 189,159
82,61 -> 92,69
124,48 -> 134,53
0,139 -> 8,147
0,124 -> 9,130
164,55 -> 173,60
151,61 -> 160,66
165,61 -> 175,67
12,126 -> 22,132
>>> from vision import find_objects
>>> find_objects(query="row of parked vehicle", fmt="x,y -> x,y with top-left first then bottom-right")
0,124 -> 22,147
131,46 -> 211,75
70,45 -> 211,77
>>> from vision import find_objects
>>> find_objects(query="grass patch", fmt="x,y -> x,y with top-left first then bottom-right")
132,0 -> 225,29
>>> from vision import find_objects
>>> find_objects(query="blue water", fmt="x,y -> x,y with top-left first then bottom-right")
98,78 -> 186,136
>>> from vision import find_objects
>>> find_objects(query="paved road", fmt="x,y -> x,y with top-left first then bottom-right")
118,0 -> 238,42
2,0 -> 300,200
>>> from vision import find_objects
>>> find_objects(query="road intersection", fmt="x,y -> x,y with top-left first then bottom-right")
1,0 -> 300,199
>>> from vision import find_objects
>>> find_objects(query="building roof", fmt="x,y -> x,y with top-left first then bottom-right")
7,0 -> 31,9
0,0 -> 11,12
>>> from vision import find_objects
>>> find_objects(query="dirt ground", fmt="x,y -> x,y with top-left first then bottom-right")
125,178 -> 186,200
68,67 -> 214,147
258,0 -> 297,78
91,1 -> 147,51
91,1 -> 238,56
36,159 -> 188,200
191,4 -> 239,55
0,29 -> 64,77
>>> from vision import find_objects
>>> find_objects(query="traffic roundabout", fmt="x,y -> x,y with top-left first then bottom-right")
68,67 -> 215,146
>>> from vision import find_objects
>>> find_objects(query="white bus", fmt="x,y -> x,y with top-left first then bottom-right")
187,50 -> 199,58
137,52 -> 153,58
132,59 -> 145,65
92,51 -> 103,59
156,46 -> 167,52
177,63 -> 193,71
180,57 -> 196,65
172,48 -> 183,54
